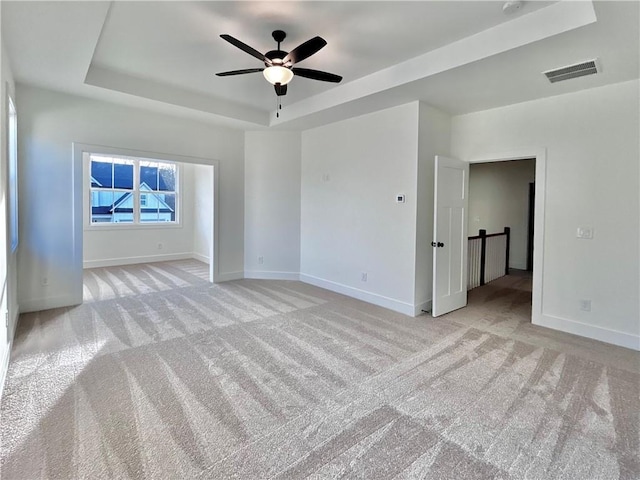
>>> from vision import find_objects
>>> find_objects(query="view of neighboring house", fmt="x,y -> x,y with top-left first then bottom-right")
90,155 -> 177,223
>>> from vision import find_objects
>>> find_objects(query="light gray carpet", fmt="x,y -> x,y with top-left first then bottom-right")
1,260 -> 638,479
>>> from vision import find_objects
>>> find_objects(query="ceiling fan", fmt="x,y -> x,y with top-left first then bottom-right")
216,30 -> 342,99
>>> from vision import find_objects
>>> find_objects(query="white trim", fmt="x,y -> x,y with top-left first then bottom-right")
534,314 -> 640,352
191,253 -> 210,265
8,304 -> 19,346
244,271 -> 300,281
300,273 -> 417,316
0,305 -> 19,401
20,294 -> 82,314
0,345 -> 11,405
83,252 -> 194,269
216,271 -> 244,282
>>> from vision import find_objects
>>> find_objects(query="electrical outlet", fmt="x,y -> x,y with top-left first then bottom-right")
579,299 -> 591,312
258,256 -> 264,265
5,311 -> 8,329
361,272 -> 368,282
157,242 -> 164,250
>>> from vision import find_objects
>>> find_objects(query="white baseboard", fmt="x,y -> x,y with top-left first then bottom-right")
244,271 -> 300,281
1,304 -> 21,399
19,294 -> 82,314
83,252 -> 194,269
300,274 -> 418,316
534,314 -> 640,351
0,344 -> 11,404
216,271 -> 244,282
191,253 -> 210,264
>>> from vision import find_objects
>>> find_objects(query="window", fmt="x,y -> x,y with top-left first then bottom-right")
139,160 -> 177,223
8,96 -> 18,251
89,154 -> 178,225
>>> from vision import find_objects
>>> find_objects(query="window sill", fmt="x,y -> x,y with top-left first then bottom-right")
84,223 -> 183,232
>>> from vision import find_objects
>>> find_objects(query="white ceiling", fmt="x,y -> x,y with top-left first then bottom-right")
2,1 -> 638,130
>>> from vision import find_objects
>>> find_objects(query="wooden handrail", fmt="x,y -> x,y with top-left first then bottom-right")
468,229 -> 509,240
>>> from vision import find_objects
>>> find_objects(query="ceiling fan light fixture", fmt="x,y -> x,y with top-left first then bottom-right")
263,66 -> 294,85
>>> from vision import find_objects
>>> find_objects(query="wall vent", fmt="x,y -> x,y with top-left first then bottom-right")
543,59 -> 600,83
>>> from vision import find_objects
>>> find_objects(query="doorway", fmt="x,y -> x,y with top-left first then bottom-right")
468,150 -> 546,326
468,158 -> 535,273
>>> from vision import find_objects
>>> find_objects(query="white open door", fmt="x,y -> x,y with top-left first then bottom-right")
432,155 -> 469,316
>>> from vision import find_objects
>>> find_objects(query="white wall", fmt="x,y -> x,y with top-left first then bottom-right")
468,159 -> 535,270
452,80 -> 640,350
83,161 -> 196,268
1,31 -> 20,394
415,103 -> 451,312
244,131 -> 301,279
301,103 -> 420,314
193,163 -> 214,264
17,84 -> 245,312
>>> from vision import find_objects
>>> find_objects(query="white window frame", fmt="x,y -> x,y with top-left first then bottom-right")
8,95 -> 18,251
85,153 -> 182,230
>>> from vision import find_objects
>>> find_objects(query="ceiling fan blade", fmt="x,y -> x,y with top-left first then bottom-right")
274,83 -> 288,96
283,36 -> 327,65
216,68 -> 264,77
292,67 -> 342,83
220,34 -> 269,63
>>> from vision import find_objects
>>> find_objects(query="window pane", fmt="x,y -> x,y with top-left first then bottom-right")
91,190 -> 115,223
91,189 -> 135,223
139,164 -> 158,191
114,163 -> 134,189
112,190 -> 133,223
90,156 -> 114,188
139,192 -> 176,222
158,164 -> 176,191
163,193 -> 176,221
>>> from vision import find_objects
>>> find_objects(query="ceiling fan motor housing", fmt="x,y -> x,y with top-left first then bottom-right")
265,50 -> 288,66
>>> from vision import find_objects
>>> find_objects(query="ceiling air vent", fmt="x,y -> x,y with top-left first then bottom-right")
543,59 -> 600,83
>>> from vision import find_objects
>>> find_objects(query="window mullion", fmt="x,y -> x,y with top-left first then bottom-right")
134,159 -> 140,224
